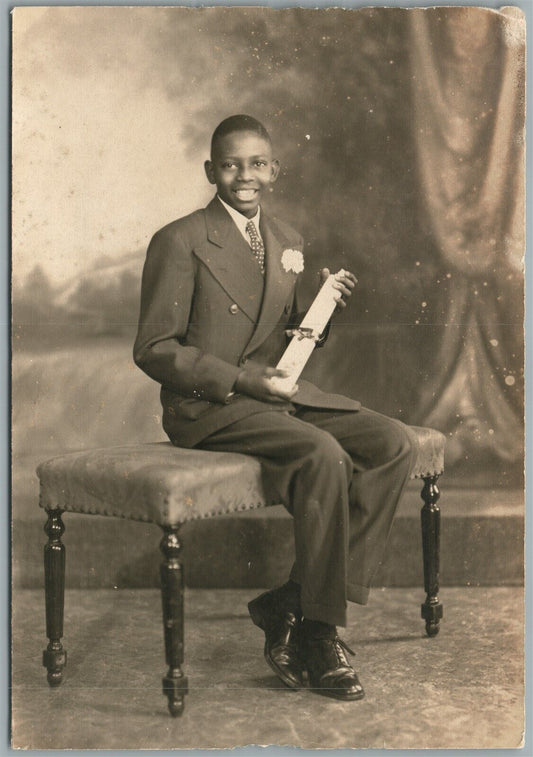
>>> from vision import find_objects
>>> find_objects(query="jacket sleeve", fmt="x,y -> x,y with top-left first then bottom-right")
133,227 -> 241,403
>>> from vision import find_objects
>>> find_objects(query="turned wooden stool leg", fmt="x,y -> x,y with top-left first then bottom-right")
42,507 -> 67,686
160,525 -> 188,717
420,475 -> 443,637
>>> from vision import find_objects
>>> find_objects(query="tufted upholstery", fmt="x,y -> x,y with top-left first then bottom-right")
37,427 -> 445,527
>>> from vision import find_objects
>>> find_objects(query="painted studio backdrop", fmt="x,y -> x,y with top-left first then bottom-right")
13,5 -> 524,541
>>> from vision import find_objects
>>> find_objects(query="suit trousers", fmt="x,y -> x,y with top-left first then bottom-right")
198,405 -> 418,627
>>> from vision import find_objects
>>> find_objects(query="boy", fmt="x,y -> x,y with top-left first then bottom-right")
134,115 -> 416,701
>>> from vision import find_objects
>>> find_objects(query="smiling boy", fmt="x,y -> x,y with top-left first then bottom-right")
134,115 -> 417,701
206,121 -> 277,217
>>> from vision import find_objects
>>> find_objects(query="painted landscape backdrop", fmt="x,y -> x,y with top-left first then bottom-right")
13,6 -> 525,490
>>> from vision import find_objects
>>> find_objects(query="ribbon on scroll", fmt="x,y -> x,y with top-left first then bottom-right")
268,270 -> 347,393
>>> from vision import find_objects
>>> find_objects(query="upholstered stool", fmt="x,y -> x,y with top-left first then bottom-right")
37,427 -> 445,717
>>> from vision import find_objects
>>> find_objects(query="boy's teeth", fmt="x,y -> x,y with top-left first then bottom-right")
235,189 -> 256,200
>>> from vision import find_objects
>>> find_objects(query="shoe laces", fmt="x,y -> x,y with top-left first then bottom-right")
333,637 -> 356,666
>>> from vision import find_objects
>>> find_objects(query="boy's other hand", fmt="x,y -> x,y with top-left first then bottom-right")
235,365 -> 298,403
319,268 -> 358,312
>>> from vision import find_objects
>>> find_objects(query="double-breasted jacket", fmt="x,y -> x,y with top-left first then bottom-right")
134,197 -> 360,447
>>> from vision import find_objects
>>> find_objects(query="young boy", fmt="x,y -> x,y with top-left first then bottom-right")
134,114 -> 417,701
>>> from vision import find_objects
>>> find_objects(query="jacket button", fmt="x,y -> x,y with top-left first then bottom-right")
229,303 -> 239,314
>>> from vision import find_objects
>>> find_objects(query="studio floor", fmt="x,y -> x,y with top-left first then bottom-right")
12,586 -> 524,750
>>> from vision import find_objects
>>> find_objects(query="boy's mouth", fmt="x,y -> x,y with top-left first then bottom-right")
233,188 -> 258,202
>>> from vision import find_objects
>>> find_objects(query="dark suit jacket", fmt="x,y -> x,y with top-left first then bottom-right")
134,196 -> 360,447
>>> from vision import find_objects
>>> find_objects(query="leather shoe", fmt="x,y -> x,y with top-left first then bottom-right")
248,589 -> 304,689
304,636 -> 365,701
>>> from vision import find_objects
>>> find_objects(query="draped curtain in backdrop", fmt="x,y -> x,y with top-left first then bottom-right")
408,6 -> 525,468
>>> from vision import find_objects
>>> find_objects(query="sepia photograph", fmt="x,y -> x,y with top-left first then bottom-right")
11,3 -> 525,750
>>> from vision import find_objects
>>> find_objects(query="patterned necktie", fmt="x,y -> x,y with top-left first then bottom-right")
245,220 -> 265,274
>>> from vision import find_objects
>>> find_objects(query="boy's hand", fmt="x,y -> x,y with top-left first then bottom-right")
235,365 -> 298,403
319,268 -> 358,313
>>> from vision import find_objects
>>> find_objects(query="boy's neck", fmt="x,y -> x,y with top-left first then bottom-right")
217,194 -> 260,227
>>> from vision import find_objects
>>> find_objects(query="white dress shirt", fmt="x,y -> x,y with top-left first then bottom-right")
217,195 -> 263,245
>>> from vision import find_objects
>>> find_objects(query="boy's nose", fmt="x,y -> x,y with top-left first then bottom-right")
237,165 -> 252,180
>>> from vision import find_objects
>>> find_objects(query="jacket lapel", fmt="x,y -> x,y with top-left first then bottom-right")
243,213 -> 297,356
193,197 -> 264,323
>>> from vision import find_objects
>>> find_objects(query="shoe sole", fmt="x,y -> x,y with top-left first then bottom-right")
308,685 -> 365,701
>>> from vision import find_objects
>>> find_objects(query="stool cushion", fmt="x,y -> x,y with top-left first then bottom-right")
37,444 -> 271,525
37,427 -> 445,526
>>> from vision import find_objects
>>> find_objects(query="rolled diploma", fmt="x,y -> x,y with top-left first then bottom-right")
268,269 -> 347,393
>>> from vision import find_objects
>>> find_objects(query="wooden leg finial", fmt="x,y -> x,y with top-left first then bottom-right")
160,526 -> 188,717
42,508 -> 67,686
420,475 -> 443,637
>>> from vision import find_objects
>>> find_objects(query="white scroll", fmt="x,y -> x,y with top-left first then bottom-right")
268,269 -> 347,393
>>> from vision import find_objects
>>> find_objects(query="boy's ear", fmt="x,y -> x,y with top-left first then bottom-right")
270,159 -> 280,184
204,160 -> 216,185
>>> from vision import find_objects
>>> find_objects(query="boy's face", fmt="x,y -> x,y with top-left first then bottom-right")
204,131 -> 280,218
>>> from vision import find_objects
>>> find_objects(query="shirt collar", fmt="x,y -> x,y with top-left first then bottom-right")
217,195 -> 261,238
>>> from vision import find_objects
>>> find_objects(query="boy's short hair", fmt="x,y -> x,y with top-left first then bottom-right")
211,115 -> 271,156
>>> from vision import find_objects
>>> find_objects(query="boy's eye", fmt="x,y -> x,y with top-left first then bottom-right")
255,161 -> 267,167
222,162 -> 236,169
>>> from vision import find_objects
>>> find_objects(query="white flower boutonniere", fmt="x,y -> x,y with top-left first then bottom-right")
281,248 -> 304,274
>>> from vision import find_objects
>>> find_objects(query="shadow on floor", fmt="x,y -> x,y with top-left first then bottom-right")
12,586 -> 524,750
